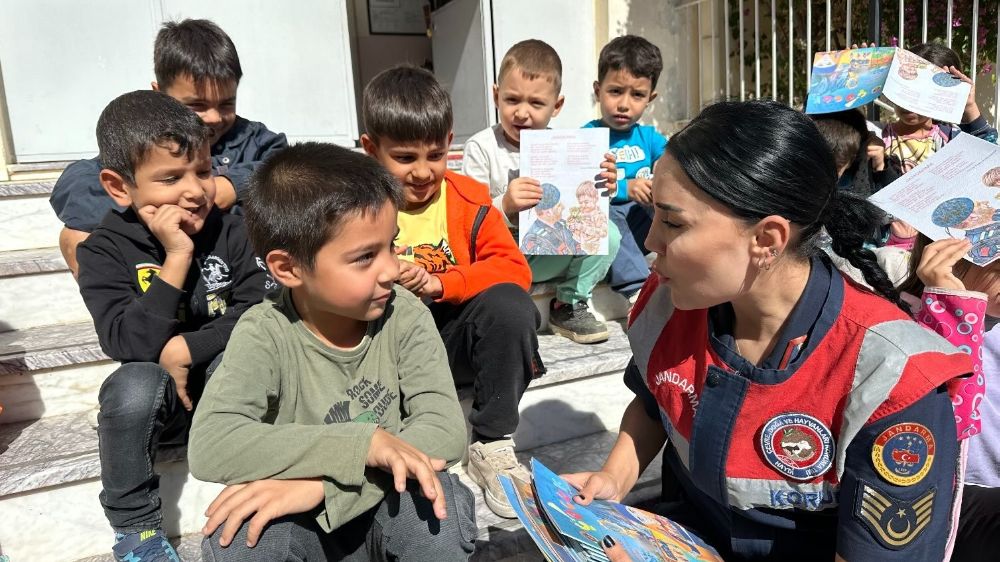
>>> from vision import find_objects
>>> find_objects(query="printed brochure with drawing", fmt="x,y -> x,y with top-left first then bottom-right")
518,128 -> 611,256
498,458 -> 725,561
869,133 -> 1000,266
805,47 -> 971,123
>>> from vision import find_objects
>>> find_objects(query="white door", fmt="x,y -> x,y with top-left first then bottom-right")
0,0 -> 358,163
431,0 -> 493,145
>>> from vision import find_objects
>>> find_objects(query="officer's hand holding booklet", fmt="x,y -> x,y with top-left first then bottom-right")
869,134 -> 1000,266
500,458 -> 724,561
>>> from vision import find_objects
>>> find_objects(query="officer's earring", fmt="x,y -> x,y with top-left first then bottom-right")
758,248 -> 779,271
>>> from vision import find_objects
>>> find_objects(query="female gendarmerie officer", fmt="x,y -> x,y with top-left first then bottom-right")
566,100 -> 973,562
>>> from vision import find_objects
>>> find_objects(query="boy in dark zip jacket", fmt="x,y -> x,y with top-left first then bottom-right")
51,18 -> 287,277
76,90 -> 270,562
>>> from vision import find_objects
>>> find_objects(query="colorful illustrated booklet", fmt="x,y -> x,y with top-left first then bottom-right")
806,47 -> 971,123
499,458 -> 724,562
869,133 -> 1000,266
518,128 -> 611,256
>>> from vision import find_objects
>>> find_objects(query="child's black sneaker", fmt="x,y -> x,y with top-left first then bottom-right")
112,529 -> 180,562
548,299 -> 609,344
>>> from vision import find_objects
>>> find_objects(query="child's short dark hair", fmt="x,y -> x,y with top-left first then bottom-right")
245,142 -> 403,269
909,42 -> 962,69
813,110 -> 866,171
154,19 -> 243,88
96,90 -> 210,185
498,39 -> 563,93
598,35 -> 663,90
362,65 -> 453,144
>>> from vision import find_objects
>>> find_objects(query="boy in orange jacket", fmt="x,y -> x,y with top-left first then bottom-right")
362,66 -> 543,520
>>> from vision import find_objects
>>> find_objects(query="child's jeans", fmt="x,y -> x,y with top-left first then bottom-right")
201,472 -> 477,562
528,221 -> 622,304
96,354 -> 221,532
429,283 -> 542,440
607,201 -> 654,296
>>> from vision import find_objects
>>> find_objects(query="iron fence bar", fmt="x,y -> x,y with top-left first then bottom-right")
771,0 -> 777,100
971,0 -> 979,78
807,0 -> 813,85
946,0 -> 953,47
698,2 -> 705,109
922,0 -> 928,42
712,0 -> 718,100
788,0 -> 793,103
725,0 -> 731,98
898,0 -> 905,47
826,0 -> 832,50
740,0 -> 746,100
755,0 -> 761,98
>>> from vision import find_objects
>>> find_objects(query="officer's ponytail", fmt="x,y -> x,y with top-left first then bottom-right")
820,189 -> 904,308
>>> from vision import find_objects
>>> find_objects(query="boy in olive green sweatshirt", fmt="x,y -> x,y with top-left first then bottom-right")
189,143 -> 475,561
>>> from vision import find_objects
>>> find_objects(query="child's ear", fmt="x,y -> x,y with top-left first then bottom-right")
360,134 -> 378,157
593,80 -> 601,97
553,95 -> 565,117
648,91 -> 659,104
492,84 -> 500,107
447,131 -> 454,147
266,250 -> 303,288
150,81 -> 160,92
99,169 -> 133,207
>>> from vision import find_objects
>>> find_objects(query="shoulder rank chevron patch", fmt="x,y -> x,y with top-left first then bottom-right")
854,481 -> 935,550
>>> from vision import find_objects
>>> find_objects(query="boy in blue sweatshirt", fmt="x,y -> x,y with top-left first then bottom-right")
584,35 -> 667,301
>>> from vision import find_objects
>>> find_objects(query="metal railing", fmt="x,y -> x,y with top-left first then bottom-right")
671,0 -> 999,128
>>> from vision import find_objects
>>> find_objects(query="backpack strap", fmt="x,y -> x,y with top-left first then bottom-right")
469,205 -> 490,263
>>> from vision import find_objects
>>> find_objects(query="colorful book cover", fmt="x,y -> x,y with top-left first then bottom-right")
806,47 -> 971,123
527,458 -> 725,561
518,128 -> 611,256
498,474 -> 578,562
869,133 -> 1000,266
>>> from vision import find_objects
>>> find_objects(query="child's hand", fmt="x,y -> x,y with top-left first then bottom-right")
414,275 -> 444,300
159,335 -> 194,411
626,178 -> 653,206
366,427 -> 448,519
917,238 -> 972,291
563,471 -> 623,504
502,177 -> 543,218
598,152 -> 619,198
943,66 -> 982,124
866,133 -> 886,172
398,260 -> 432,294
202,478 -> 324,548
139,204 -> 196,256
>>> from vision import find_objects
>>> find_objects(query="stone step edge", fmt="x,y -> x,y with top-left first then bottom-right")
0,246 -> 68,278
0,180 -> 57,198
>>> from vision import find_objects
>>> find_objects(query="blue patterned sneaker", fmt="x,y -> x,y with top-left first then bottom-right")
112,529 -> 181,562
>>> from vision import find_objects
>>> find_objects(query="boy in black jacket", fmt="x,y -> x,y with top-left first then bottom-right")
51,18 -> 287,277
76,90 -> 270,562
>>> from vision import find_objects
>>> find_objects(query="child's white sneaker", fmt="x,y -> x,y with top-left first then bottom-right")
466,439 -> 529,518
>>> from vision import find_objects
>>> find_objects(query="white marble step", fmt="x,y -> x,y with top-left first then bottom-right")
0,181 -> 62,252
0,321 -> 116,423
0,249 -> 91,331
65,430 -> 661,562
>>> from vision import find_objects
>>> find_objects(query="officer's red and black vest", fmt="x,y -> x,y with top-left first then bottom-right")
627,271 -> 972,517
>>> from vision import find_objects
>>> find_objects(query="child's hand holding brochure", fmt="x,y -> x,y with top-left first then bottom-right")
499,458 -> 724,561
805,47 -> 971,123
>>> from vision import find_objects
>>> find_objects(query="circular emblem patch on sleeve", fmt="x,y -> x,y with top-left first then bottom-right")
760,413 -> 835,481
871,423 -> 935,486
